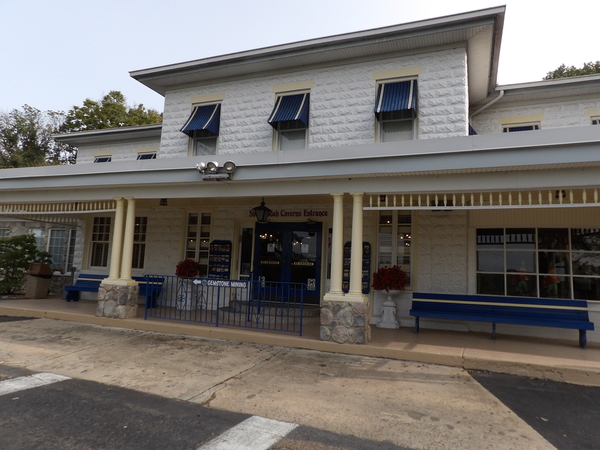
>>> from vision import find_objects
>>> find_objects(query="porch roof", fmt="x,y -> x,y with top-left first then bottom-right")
2,125 -> 600,203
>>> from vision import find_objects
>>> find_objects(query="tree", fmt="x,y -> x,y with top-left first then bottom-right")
0,105 -> 74,168
0,234 -> 52,294
60,90 -> 162,133
544,61 -> 600,79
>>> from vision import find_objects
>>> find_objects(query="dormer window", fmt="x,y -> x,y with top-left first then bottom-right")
181,103 -> 221,155
268,93 -> 309,150
374,79 -> 417,142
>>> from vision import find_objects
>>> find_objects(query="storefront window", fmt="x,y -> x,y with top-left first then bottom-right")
476,228 -> 600,300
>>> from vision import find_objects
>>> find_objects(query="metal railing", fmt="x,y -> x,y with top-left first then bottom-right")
143,275 -> 306,335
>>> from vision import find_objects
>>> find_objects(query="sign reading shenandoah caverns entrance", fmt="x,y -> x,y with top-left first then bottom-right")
248,209 -> 330,219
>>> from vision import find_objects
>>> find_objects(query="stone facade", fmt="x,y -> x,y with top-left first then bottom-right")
320,300 -> 370,344
75,138 -> 160,164
96,283 -> 139,319
470,98 -> 600,134
159,48 -> 468,159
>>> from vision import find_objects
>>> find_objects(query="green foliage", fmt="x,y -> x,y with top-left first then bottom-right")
60,90 -> 162,133
0,234 -> 52,294
0,105 -> 75,168
544,61 -> 600,79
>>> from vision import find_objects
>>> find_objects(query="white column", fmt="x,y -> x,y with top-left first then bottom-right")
346,192 -> 367,302
324,193 -> 345,301
106,198 -> 125,282
119,198 -> 136,283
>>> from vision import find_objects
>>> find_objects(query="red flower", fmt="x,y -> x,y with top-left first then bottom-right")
175,259 -> 201,277
372,265 -> 409,292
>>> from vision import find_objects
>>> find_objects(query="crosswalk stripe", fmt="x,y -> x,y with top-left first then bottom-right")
0,373 -> 71,397
197,415 -> 298,450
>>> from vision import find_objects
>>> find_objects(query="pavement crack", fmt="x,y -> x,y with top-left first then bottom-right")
187,347 -> 286,406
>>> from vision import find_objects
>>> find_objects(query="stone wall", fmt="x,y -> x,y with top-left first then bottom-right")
320,300 -> 370,344
96,283 -> 138,319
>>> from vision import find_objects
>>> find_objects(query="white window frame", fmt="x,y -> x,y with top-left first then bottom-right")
94,154 -> 112,163
375,78 -> 417,143
377,209 -> 413,289
502,122 -> 541,133
0,228 -> 9,238
132,216 -> 147,270
272,91 -> 309,151
47,228 -> 68,271
188,102 -> 220,156
591,116 -> 600,125
184,212 -> 212,277
89,216 -> 111,268
137,151 -> 157,160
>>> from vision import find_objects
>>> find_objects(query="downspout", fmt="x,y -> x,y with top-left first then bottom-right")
470,90 -> 505,120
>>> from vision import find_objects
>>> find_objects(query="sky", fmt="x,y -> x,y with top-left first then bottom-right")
1,0 -> 598,114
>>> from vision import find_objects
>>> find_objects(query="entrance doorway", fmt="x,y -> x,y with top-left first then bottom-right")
254,222 -> 323,304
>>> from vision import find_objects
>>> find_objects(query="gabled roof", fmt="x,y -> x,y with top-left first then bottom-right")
492,74 -> 600,104
130,7 -> 505,105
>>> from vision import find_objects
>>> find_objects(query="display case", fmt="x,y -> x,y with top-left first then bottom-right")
208,240 -> 232,279
342,241 -> 371,294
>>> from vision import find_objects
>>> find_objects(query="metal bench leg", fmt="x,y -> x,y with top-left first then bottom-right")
492,323 -> 497,340
414,317 -> 420,333
580,330 -> 587,349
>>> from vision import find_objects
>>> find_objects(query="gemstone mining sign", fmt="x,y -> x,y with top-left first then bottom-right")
192,278 -> 248,289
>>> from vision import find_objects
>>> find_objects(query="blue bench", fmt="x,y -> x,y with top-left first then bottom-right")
64,274 -> 164,307
410,292 -> 595,348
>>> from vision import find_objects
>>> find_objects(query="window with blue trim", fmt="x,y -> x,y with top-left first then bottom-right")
268,93 -> 309,150
181,104 -> 221,155
374,79 -> 417,142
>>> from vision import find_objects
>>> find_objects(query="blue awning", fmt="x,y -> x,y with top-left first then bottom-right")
180,104 -> 221,137
268,93 -> 309,128
374,80 -> 417,117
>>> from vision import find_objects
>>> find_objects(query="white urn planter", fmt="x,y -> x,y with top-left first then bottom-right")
376,289 -> 402,329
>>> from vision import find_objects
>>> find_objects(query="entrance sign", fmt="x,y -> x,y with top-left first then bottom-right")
249,209 -> 329,219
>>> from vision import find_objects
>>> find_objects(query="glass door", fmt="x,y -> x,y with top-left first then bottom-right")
254,222 -> 322,304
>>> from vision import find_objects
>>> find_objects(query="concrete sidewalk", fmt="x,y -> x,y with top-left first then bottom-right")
1,297 -> 600,386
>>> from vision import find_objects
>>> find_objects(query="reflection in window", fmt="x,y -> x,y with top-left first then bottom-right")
476,228 -> 600,300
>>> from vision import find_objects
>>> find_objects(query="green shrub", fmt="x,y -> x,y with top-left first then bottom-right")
0,234 -> 52,294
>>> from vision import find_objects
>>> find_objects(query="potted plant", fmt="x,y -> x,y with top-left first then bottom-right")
372,265 -> 409,293
175,259 -> 201,278
372,265 -> 408,329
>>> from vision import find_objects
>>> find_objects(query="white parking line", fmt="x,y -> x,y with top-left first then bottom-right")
197,415 -> 298,450
0,373 -> 71,397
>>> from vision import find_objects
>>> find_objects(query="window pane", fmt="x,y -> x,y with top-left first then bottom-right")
538,228 -> 569,250
506,228 -> 535,249
571,229 -> 600,251
280,129 -> 306,150
506,251 -> 536,273
477,251 -> 504,272
538,251 -> 570,275
573,277 -> 600,300
539,274 -> 571,299
476,229 -> 504,249
195,137 -> 217,155
572,252 -> 600,276
477,273 -> 504,295
507,272 -> 537,297
381,120 -> 412,142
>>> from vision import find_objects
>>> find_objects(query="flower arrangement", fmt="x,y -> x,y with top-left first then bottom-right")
175,259 -> 201,277
372,265 -> 409,292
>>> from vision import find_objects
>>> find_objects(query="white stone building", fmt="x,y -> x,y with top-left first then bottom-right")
2,6 -> 600,345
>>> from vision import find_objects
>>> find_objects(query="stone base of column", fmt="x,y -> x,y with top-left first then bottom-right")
320,300 -> 370,344
96,283 -> 138,319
